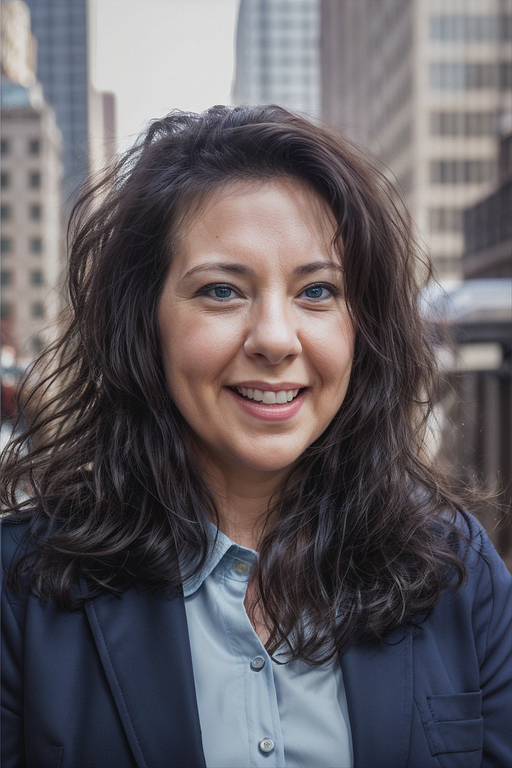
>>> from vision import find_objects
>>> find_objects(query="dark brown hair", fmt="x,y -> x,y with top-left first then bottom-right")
2,105 -> 471,663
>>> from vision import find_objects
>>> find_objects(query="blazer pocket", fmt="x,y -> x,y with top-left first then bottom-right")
416,691 -> 483,764
38,745 -> 64,768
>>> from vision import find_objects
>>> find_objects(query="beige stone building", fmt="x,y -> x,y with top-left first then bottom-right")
321,0 -> 512,279
0,0 -> 36,86
1,80 -> 64,357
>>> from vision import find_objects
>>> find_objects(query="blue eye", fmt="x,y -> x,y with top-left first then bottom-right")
196,283 -> 240,301
304,284 -> 333,300
212,286 -> 234,299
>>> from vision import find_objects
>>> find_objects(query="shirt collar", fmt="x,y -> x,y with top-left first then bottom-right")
181,522 -> 258,597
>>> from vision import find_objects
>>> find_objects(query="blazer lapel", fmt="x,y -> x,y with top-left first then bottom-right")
340,627 -> 414,768
84,585 -> 206,768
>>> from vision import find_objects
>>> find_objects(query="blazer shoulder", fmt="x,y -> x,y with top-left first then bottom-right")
453,509 -> 510,579
442,511 -> 512,643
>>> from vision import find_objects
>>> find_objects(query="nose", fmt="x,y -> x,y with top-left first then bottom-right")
243,295 -> 302,365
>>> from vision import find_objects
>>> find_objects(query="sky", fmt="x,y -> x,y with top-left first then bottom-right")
89,0 -> 239,151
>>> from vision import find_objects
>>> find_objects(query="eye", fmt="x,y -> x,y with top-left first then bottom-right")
301,283 -> 340,301
212,285 -> 235,299
195,283 -> 240,301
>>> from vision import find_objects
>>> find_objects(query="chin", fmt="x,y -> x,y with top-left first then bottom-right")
234,449 -> 303,475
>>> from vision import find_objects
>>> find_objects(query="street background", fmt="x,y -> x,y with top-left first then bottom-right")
1,0 -> 511,565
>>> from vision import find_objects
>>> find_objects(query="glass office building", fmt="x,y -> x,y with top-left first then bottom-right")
24,0 -> 89,203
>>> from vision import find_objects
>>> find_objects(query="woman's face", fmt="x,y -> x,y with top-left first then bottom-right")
158,178 -> 354,478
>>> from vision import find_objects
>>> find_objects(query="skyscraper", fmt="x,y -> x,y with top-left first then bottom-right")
24,0 -> 89,204
233,0 -> 320,117
321,0 -> 512,278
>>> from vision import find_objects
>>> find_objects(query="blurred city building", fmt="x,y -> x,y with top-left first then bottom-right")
432,277 -> 512,566
321,0 -> 512,280
1,80 -> 64,360
1,0 -> 117,379
1,0 -> 66,424
88,86 -> 116,180
22,0 -> 89,206
233,0 -> 320,116
424,126 -> 512,566
463,127 -> 512,278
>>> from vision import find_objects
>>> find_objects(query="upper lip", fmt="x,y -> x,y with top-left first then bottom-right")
229,382 -> 307,391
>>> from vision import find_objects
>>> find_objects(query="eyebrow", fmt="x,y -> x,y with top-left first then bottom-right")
181,260 -> 344,281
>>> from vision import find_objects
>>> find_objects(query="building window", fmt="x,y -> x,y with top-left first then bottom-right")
1,302 -> 11,319
430,16 -> 506,42
1,237 -> 12,254
504,15 -> 512,42
28,139 -> 40,155
31,302 -> 44,318
29,204 -> 42,220
430,112 -> 497,136
1,172 -> 10,189
0,139 -> 9,155
430,160 -> 497,184
430,63 -> 498,90
29,237 -> 43,254
1,205 -> 11,221
28,171 -> 41,189
430,208 -> 464,232
1,270 -> 12,286
30,270 -> 43,286
500,63 -> 512,89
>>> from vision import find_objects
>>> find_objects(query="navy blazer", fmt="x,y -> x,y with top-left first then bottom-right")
1,513 -> 511,768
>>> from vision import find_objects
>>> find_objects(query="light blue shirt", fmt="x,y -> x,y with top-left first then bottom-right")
182,526 -> 353,768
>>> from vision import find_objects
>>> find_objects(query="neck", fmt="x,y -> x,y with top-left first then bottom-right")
201,458 -> 288,550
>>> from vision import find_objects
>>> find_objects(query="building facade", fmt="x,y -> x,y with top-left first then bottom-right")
233,0 -> 320,117
1,81 -> 64,357
321,0 -> 512,279
23,0 -> 89,204
463,130 -> 512,278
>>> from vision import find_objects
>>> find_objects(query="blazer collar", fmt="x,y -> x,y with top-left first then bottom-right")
340,626 -> 414,768
83,584 -> 206,768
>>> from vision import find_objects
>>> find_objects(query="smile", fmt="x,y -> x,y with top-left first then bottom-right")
227,385 -> 307,422
233,386 -> 300,404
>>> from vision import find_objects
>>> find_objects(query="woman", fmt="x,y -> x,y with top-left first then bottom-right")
1,105 -> 510,768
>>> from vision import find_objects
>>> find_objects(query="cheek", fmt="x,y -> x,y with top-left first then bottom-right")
304,319 -> 355,390
161,314 -> 243,392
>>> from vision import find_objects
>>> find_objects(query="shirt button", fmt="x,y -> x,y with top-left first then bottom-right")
259,738 -> 275,754
235,561 -> 249,575
250,656 -> 266,671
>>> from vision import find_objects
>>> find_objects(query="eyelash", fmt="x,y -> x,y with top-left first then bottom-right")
195,282 -> 342,302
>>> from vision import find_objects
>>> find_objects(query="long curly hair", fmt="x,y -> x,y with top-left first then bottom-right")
2,105 -> 470,663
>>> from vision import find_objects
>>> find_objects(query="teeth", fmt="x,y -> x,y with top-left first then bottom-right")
235,386 -> 301,404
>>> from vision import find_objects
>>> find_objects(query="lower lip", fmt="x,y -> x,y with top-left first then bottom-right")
227,388 -> 307,422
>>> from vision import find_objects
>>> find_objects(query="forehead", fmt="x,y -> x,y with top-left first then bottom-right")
173,177 -> 338,270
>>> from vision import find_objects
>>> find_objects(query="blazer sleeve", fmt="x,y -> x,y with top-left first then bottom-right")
1,522 -> 28,768
470,520 -> 512,768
